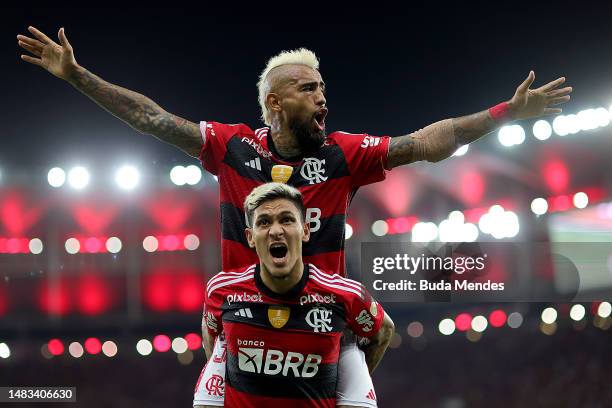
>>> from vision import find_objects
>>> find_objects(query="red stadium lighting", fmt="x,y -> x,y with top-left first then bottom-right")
84,337 -> 102,355
153,335 -> 171,352
542,160 -> 569,193
48,339 -> 65,356
454,313 -> 472,332
160,235 -> 181,251
84,237 -> 103,253
76,274 -> 111,315
176,274 -> 204,312
386,216 -> 418,235
38,278 -> 71,316
0,285 -> 7,316
142,272 -> 173,312
488,310 -> 507,328
185,333 -> 202,351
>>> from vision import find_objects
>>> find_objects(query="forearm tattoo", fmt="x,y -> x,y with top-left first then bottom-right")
69,68 -> 201,156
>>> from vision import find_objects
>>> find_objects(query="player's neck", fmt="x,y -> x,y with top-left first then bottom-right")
259,261 -> 304,294
269,121 -> 302,159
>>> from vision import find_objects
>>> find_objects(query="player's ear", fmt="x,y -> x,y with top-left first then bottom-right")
302,218 -> 310,243
267,93 -> 282,114
245,228 -> 255,248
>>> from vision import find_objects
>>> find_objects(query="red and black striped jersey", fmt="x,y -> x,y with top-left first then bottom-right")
198,121 -> 390,276
203,263 -> 385,408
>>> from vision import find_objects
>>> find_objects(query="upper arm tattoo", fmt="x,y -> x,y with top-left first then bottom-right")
387,136 -> 418,168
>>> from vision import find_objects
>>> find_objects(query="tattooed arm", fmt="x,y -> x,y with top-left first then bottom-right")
386,72 -> 572,169
18,26 -> 202,157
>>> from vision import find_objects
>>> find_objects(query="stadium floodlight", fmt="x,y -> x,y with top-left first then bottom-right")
507,312 -> 523,328
68,342 -> 84,358
184,165 -> 202,185
569,304 -> 586,321
65,238 -> 80,254
115,165 -> 140,190
29,238 -> 44,254
531,198 -> 548,215
68,166 -> 90,189
452,145 -> 469,157
594,107 -> 610,128
371,220 -> 389,236
47,167 -> 66,187
577,109 -> 597,131
184,234 -> 200,251
566,114 -> 580,135
597,301 -> 612,318
143,236 -> 159,252
438,318 -> 455,336
498,125 -> 525,147
102,341 -> 118,357
463,223 -> 479,242
136,339 -> 153,356
411,222 -> 438,243
0,343 -> 10,359
172,337 -> 188,354
345,223 -> 354,240
532,120 -> 552,140
573,192 -> 589,209
471,315 -> 488,333
170,165 -> 186,186
541,307 -> 558,324
552,115 -> 569,136
106,237 -> 122,253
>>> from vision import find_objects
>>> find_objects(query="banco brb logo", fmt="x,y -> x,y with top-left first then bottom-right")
238,347 -> 322,378
300,158 -> 328,185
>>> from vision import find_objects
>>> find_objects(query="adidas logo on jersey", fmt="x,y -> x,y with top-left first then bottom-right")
366,389 -> 377,401
234,308 -> 253,318
245,157 -> 262,171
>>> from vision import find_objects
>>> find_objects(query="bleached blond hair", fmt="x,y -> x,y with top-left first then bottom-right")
257,48 -> 320,126
244,182 -> 305,228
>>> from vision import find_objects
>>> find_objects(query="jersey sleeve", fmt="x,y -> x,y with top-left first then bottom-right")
332,132 -> 391,187
198,121 -> 242,175
203,278 -> 224,337
346,282 -> 385,338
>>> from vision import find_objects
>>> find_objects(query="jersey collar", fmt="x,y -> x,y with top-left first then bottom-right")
255,262 -> 310,300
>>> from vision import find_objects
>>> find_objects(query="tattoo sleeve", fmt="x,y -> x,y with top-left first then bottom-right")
67,66 -> 202,157
386,109 -> 499,168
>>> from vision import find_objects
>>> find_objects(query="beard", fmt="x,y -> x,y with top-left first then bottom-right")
288,116 -> 326,156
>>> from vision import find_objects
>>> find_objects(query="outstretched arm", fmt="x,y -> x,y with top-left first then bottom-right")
17,26 -> 202,157
386,72 -> 572,168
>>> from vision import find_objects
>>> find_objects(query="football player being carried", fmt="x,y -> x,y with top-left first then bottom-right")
197,182 -> 394,407
18,27 -> 572,407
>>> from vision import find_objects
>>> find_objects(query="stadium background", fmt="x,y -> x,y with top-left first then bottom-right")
2,5 -> 612,407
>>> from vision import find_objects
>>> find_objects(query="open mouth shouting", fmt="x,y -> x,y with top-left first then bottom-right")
313,107 -> 328,131
269,242 -> 289,266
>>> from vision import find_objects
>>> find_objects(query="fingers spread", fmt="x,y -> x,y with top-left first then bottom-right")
18,41 -> 41,57
17,34 -> 44,49
517,70 -> 535,93
58,27 -> 72,49
547,96 -> 571,106
27,26 -> 55,45
544,108 -> 562,115
538,77 -> 566,92
20,54 -> 44,67
547,86 -> 573,97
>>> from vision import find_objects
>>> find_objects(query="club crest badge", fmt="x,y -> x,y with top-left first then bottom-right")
268,305 -> 290,328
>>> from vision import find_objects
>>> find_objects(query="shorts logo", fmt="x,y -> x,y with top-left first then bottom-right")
300,158 -> 328,185
305,307 -> 333,333
205,374 -> 225,397
238,347 -> 322,378
356,310 -> 374,332
268,306 -> 291,328
271,165 -> 293,183
361,135 -> 381,148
